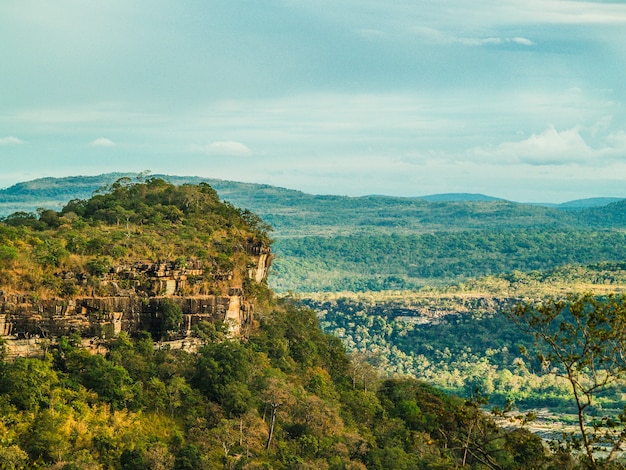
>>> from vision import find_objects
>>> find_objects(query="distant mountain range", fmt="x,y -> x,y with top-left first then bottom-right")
550,197 -> 624,209
398,193 -> 622,208
418,193 -> 501,203
1,172 -> 623,222
2,173 -> 626,241
0,174 -> 621,207
2,173 -> 626,292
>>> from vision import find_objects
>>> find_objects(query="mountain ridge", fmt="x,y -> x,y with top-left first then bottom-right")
0,176 -> 561,469
4,173 -> 626,293
1,173 -> 622,215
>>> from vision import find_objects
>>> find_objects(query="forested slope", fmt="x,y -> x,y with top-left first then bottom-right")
272,230 -> 626,292
2,173 -> 625,293
0,301 -> 560,469
0,178 -> 560,468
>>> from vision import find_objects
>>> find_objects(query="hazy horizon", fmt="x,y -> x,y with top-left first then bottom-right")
2,1 -> 626,203
1,171 -> 624,206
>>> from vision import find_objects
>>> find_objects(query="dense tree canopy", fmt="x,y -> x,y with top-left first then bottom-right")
0,177 -> 271,299
0,299 -> 564,469
1,175 -> 624,467
509,293 -> 626,469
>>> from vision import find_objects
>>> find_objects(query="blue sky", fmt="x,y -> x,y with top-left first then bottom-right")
1,0 -> 626,202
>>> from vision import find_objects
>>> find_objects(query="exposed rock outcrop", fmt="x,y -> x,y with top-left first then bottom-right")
1,243 -> 272,359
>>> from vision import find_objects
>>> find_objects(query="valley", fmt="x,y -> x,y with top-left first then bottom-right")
3,173 -> 626,293
2,173 -> 626,467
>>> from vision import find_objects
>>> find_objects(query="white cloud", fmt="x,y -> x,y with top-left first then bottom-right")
192,141 -> 252,156
511,127 -> 593,165
5,106 -> 165,126
474,125 -> 626,166
356,28 -> 388,39
0,136 -> 25,145
606,130 -> 626,148
90,137 -> 116,147
444,0 -> 626,27
458,36 -> 535,46
511,37 -> 534,46
292,0 -> 626,49
524,0 -> 626,25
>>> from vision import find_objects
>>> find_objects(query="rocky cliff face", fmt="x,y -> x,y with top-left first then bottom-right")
1,243 -> 272,359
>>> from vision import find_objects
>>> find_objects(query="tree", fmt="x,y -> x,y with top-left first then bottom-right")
0,444 -> 28,470
261,377 -> 295,450
173,445 -> 204,470
0,357 -> 59,411
0,245 -> 18,265
193,340 -> 252,416
508,293 -> 626,469
207,418 -> 241,467
158,300 -> 183,339
349,352 -> 380,392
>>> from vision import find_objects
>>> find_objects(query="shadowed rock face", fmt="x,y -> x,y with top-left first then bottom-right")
0,245 -> 272,359
0,294 -> 250,337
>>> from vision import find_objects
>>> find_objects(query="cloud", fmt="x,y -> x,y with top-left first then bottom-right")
458,36 -> 535,47
503,126 -> 592,165
524,0 -> 626,25
474,125 -> 626,166
192,141 -> 252,156
7,106 -> 165,126
0,136 -> 25,145
355,28 -> 388,40
511,37 -> 534,46
606,130 -> 626,148
90,137 -> 116,147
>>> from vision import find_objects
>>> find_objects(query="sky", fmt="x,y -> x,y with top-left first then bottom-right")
1,0 -> 626,203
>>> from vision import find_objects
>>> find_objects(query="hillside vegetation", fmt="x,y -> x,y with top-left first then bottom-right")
2,173 -> 625,293
302,261 -> 626,411
0,302 -> 562,469
0,177 -> 270,300
0,178 -> 564,469
2,173 -> 624,235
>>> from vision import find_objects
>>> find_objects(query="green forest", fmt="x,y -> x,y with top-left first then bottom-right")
3,173 -> 626,293
0,178 -> 569,469
0,303 -> 562,469
303,291 -> 622,411
301,262 -> 626,404
2,175 -> 626,467
271,230 -> 626,292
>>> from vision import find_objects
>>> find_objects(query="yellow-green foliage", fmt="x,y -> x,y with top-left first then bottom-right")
0,301 -> 559,469
0,177 -> 271,298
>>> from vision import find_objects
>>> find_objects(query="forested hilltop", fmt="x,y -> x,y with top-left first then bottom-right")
2,173 -> 626,292
1,173 -> 623,233
0,178 -> 564,469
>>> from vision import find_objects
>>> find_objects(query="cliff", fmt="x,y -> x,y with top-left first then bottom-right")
1,247 -> 272,359
0,178 -> 273,358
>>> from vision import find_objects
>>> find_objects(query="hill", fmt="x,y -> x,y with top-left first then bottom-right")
3,173 -> 626,292
556,196 -> 624,209
419,192 -> 502,202
1,174 -> 623,234
0,177 -> 273,345
0,177 -> 558,469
